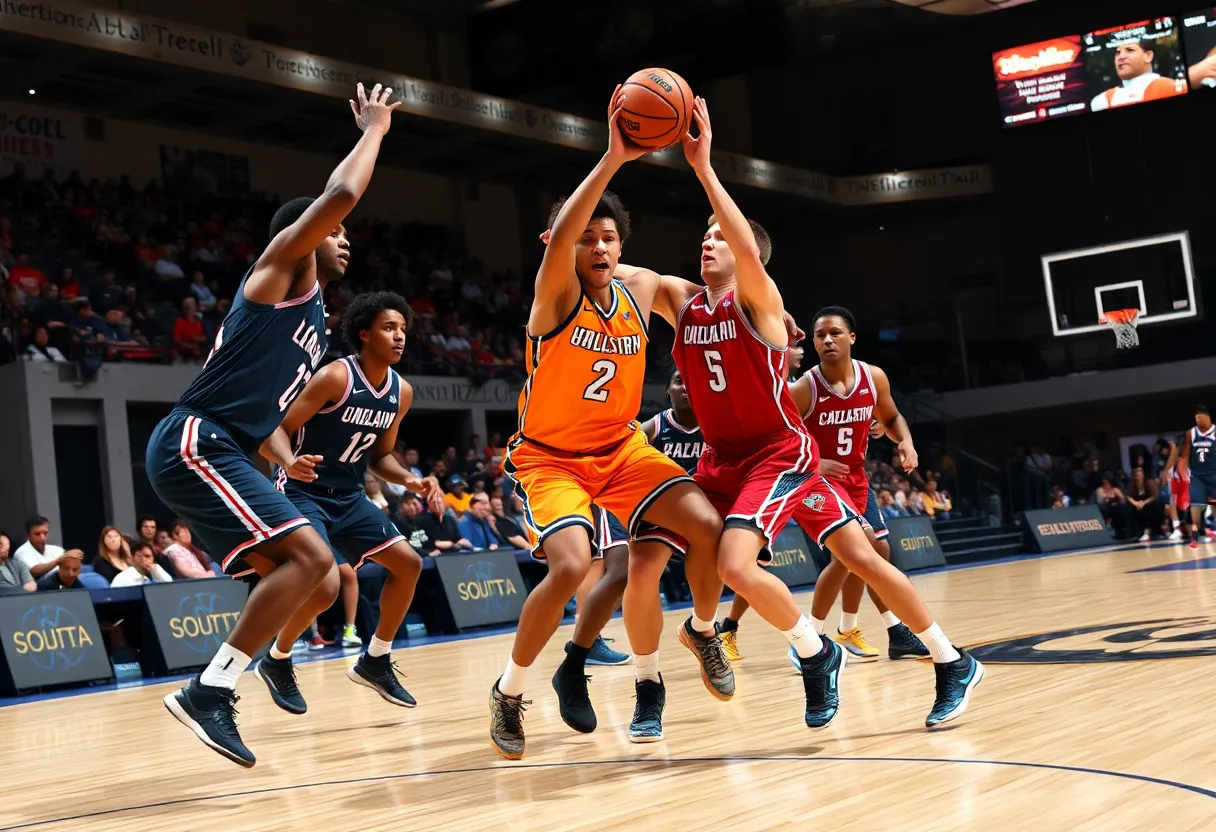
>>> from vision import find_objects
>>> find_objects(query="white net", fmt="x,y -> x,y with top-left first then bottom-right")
1102,312 -> 1140,349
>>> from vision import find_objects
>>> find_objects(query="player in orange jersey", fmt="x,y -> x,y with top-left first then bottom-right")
1090,38 -> 1186,111
490,88 -> 731,760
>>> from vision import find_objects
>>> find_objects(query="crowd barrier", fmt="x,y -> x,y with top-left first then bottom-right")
1021,505 -> 1114,552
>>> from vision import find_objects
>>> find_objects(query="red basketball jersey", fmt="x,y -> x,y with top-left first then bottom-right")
801,360 -> 877,499
673,288 -> 813,458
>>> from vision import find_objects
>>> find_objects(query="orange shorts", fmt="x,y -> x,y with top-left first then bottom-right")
504,428 -> 692,558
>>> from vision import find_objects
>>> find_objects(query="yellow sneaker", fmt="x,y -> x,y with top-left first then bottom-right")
718,629 -> 742,661
834,627 -> 879,663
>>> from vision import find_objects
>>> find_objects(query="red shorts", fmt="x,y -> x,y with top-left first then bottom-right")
695,432 -> 859,553
1171,477 -> 1191,512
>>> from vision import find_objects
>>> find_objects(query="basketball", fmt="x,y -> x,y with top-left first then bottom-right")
617,67 -> 693,149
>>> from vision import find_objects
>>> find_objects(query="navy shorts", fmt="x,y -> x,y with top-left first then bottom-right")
284,485 -> 405,568
593,506 -> 629,560
862,488 -> 889,540
146,411 -> 310,578
1190,474 -> 1216,507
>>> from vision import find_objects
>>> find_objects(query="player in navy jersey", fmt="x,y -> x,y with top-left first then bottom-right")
673,96 -> 981,730
256,292 -> 442,714
148,84 -> 400,767
1166,405 -> 1216,549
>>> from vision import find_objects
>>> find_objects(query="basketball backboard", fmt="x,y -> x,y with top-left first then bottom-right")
1042,231 -> 1198,336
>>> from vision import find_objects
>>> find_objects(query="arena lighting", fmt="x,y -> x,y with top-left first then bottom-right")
478,0 -> 523,9
886,0 -> 1038,13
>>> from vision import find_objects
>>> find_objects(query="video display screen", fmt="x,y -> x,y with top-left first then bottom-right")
1181,8 -> 1216,89
992,37 -> 1089,126
1083,18 -> 1188,111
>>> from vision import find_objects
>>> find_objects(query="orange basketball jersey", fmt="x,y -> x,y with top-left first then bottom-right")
515,279 -> 648,454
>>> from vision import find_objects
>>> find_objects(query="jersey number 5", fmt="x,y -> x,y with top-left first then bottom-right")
705,350 -> 727,392
837,427 -> 853,457
278,363 -> 313,412
583,360 -> 617,402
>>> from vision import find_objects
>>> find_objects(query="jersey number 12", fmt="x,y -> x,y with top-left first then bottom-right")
340,432 -> 378,463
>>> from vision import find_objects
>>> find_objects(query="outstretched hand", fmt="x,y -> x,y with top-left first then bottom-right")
288,454 -> 323,483
606,84 -> 648,164
351,82 -> 401,136
681,96 -> 712,172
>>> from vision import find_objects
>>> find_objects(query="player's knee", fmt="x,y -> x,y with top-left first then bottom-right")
674,499 -> 723,550
295,533 -> 334,583
385,544 -> 423,580
717,552 -> 757,592
315,563 -> 340,605
874,538 -> 891,560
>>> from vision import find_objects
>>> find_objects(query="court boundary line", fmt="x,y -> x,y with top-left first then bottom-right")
2,754 -> 1212,831
0,537 -> 1199,708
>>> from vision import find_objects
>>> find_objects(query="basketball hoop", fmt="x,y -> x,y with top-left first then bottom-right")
1099,308 -> 1140,349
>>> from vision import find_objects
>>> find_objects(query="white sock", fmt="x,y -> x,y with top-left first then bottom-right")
499,658 -> 528,697
635,651 -> 660,683
269,643 -> 292,660
916,622 -> 961,664
881,611 -> 900,628
839,612 -> 858,633
368,636 -> 392,658
810,615 -> 827,635
690,613 -> 716,636
783,615 -> 823,659
199,643 -> 252,690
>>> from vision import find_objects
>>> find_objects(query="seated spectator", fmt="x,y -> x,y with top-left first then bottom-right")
7,252 -> 46,298
173,296 -> 209,360
91,270 -> 124,312
91,525 -> 132,584
1094,477 -> 1130,538
154,528 -> 173,554
70,298 -> 106,344
458,493 -> 500,550
444,474 -> 472,515
419,496 -> 472,553
0,532 -> 35,592
24,325 -> 67,362
56,266 -> 81,301
364,472 -> 390,511
100,307 -> 141,348
154,244 -> 186,280
393,494 -> 435,554
162,520 -> 215,578
402,447 -> 423,478
137,515 -> 160,553
490,496 -> 529,550
14,514 -> 68,579
877,488 -> 905,519
36,551 -> 85,591
1126,467 -> 1165,542
1049,485 -> 1070,509
922,480 -> 953,520
111,542 -> 174,587
30,282 -> 70,331
906,489 -> 927,516
189,271 -> 216,311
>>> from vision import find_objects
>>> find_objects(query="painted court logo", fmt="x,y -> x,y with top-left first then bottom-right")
967,617 -> 1216,664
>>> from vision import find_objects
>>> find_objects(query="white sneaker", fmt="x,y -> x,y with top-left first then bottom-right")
341,630 -> 362,648
1139,532 -> 1151,543
1169,530 -> 1183,541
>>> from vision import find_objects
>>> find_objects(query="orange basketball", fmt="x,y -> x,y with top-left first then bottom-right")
616,68 -> 693,149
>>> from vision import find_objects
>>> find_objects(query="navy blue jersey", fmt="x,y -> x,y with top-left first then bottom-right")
654,408 -> 705,475
175,272 -> 327,453
1190,426 -> 1216,478
281,356 -> 402,496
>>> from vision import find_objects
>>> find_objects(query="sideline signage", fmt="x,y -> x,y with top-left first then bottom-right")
766,524 -> 822,589
1023,506 -> 1113,553
0,588 -> 111,694
887,516 -> 946,571
434,551 -> 527,631
141,579 -> 263,674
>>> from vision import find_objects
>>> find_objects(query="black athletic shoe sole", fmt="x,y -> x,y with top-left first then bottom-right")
162,688 -> 255,768
348,663 -> 417,708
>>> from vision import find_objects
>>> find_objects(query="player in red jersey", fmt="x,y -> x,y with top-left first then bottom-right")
675,97 -> 982,729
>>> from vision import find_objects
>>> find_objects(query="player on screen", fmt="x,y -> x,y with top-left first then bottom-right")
1091,38 -> 1186,111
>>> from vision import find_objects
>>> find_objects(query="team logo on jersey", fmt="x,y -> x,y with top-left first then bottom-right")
860,389 -> 869,395
229,39 -> 252,67
802,494 -> 826,511
623,311 -> 632,320
389,395 -> 398,404
966,617 -> 1216,664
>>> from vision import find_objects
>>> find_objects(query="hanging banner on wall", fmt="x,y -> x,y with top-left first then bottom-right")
0,100 -> 83,176
0,0 -> 990,205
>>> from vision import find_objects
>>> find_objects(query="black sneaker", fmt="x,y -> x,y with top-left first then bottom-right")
926,650 -> 984,728
677,617 -> 735,700
887,623 -> 930,660
348,654 -> 417,708
630,676 -> 666,743
253,655 -> 307,715
162,676 -> 255,767
552,647 -> 597,733
802,637 -> 846,730
489,679 -> 530,760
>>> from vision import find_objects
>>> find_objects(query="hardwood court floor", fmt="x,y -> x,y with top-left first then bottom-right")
5,542 -> 1216,832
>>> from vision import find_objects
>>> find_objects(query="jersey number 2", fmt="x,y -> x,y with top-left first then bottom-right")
340,432 -> 378,463
836,427 -> 853,457
583,360 -> 616,402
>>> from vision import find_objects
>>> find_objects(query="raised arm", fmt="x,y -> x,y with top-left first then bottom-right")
682,97 -> 786,344
530,88 -> 646,336
872,365 -> 918,473
366,380 -> 444,511
640,413 -> 662,444
245,83 -> 399,305
258,360 -> 348,480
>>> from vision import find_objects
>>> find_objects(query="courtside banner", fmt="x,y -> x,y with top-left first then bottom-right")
1023,506 -> 1113,552
888,517 -> 946,571
767,524 -> 821,588
0,588 -> 111,694
142,578 -> 263,674
434,552 -> 527,631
